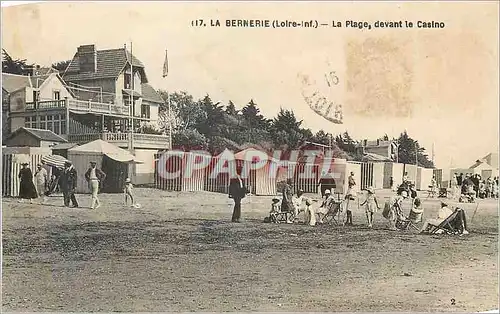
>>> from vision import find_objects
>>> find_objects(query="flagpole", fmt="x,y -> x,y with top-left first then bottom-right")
163,48 -> 172,150
129,41 -> 134,152
168,91 -> 172,150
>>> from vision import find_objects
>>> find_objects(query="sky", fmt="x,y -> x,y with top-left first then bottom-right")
2,1 -> 498,169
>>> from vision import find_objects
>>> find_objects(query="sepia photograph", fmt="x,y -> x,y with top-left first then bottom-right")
1,1 -> 498,312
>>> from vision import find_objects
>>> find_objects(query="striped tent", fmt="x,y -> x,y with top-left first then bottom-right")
41,154 -> 69,169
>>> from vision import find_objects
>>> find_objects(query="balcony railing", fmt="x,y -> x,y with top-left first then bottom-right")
25,99 -> 131,116
67,99 -> 130,116
68,132 -> 170,149
26,99 -> 66,110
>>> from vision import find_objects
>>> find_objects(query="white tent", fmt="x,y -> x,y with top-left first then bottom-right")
68,139 -> 142,163
67,140 -> 142,193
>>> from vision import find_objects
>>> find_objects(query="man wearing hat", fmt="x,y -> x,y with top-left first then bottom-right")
60,161 -> 79,208
34,164 -> 48,202
420,201 -> 453,233
85,161 -> 106,209
228,168 -> 247,223
344,171 -> 356,225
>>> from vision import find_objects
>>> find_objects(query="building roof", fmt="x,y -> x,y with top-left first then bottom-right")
2,73 -> 31,93
362,152 -> 392,162
8,127 -> 68,143
470,152 -> 499,169
51,142 -> 79,150
32,66 -> 59,76
141,83 -> 164,103
2,73 -> 55,93
29,74 -> 51,88
481,152 -> 499,169
63,47 -> 147,83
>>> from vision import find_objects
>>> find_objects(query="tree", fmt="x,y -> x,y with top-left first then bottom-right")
225,101 -> 239,116
396,130 -> 434,168
240,99 -> 271,144
158,90 -> 205,132
270,108 -> 312,148
172,129 -> 208,150
52,60 -> 71,72
2,49 -> 34,75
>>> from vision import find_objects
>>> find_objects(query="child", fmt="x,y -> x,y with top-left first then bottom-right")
360,187 -> 380,228
123,178 -> 134,206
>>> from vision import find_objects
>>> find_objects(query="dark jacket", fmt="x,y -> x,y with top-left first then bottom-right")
84,167 -> 106,182
229,177 -> 246,199
61,166 -> 78,191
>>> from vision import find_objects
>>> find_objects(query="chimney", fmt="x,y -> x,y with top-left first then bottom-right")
77,44 -> 97,73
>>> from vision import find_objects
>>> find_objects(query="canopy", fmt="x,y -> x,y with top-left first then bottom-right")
68,139 -> 143,163
42,154 -> 69,168
234,147 -> 279,163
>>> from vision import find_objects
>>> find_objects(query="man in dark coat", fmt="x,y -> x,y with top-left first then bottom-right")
18,163 -> 38,201
228,169 -> 247,223
61,161 -> 79,207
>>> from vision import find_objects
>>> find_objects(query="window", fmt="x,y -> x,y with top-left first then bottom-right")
24,116 -> 36,128
53,90 -> 61,100
124,73 -> 131,89
61,120 -> 66,134
32,91 -> 39,102
141,104 -> 151,119
40,116 -> 46,129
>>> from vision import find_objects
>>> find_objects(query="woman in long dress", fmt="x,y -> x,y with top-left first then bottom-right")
18,163 -> 38,202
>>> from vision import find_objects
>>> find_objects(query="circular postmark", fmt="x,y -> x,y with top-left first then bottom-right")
299,67 -> 343,124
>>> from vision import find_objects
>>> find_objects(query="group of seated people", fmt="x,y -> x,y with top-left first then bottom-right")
266,182 -> 469,235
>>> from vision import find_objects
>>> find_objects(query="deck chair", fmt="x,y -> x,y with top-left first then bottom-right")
322,196 -> 344,225
438,188 -> 449,198
425,209 -> 466,235
267,198 -> 298,223
396,207 -> 424,231
426,185 -> 437,198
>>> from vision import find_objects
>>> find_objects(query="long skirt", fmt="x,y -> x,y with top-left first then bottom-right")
19,180 -> 38,199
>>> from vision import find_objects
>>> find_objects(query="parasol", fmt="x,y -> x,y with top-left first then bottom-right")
41,155 -> 70,169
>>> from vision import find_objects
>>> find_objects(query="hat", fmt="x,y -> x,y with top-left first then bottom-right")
440,201 -> 448,207
324,189 -> 331,194
90,161 -> 96,165
125,178 -> 131,183
21,162 -> 28,165
366,187 -> 374,194
64,161 -> 72,166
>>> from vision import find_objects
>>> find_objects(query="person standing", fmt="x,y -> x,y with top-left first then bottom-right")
360,187 -> 380,228
344,171 -> 356,226
85,161 -> 106,209
34,164 -> 48,202
61,161 -> 79,208
457,173 -> 463,187
282,178 -> 297,223
18,163 -> 38,203
228,169 -> 247,223
383,190 -> 408,230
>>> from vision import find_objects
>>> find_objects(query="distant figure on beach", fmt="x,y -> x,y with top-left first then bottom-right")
85,161 -> 106,209
61,161 -> 79,208
18,163 -> 37,202
34,164 -> 48,202
228,169 -> 247,223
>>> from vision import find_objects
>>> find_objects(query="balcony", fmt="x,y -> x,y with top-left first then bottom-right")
25,99 -> 145,119
67,132 -> 170,150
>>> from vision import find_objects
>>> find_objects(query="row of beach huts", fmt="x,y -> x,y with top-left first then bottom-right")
7,142 -> 491,198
